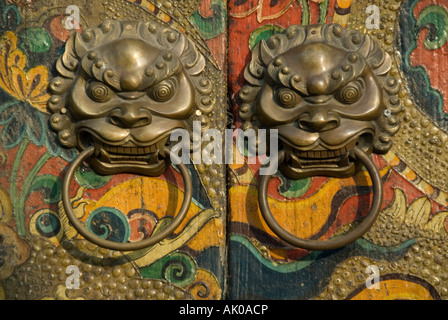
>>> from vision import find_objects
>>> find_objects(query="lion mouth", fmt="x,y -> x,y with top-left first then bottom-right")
279,133 -> 373,179
289,142 -> 354,169
93,138 -> 168,176
97,141 -> 165,165
77,129 -> 172,176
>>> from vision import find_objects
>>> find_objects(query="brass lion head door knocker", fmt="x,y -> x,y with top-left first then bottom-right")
48,20 -> 213,251
240,24 -> 401,250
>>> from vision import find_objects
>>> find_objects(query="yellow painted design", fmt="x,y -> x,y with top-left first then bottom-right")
333,14 -> 349,27
0,185 -> 13,223
0,31 -> 50,113
187,212 -> 225,251
229,0 -> 296,23
384,189 -> 448,234
229,144 -> 256,185
383,150 -> 448,208
85,178 -> 202,232
0,223 -> 30,281
350,279 -> 435,300
337,0 -> 352,9
128,208 -> 220,266
187,268 -> 222,300
59,177 -> 222,266
382,151 -> 400,166
401,165 -> 417,181
230,166 -> 390,240
333,0 -> 352,27
58,186 -> 95,240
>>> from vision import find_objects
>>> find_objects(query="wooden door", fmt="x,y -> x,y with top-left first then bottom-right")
1,0 -> 448,301
0,0 -> 228,300
226,0 -> 448,300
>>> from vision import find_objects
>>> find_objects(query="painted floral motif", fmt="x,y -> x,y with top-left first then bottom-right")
0,31 -> 49,113
0,31 -> 75,159
0,28 -> 76,237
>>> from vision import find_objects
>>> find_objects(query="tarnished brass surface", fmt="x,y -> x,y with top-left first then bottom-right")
2,232 -> 193,300
240,24 -> 400,180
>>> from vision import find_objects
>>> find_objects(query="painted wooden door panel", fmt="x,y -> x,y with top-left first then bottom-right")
226,0 -> 448,300
0,0 -> 228,300
0,0 -> 448,301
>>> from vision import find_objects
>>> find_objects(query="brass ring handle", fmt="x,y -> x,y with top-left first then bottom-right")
258,147 -> 383,251
62,146 -> 192,251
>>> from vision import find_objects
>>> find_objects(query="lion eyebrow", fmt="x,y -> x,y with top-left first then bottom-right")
266,58 -> 309,96
265,53 -> 367,96
138,51 -> 182,90
80,50 -> 182,91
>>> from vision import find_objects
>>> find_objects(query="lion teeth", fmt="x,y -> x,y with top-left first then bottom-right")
102,144 -> 154,155
295,145 -> 348,159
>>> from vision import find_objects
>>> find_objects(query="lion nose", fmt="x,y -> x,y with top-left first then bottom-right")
109,107 -> 152,128
297,111 -> 340,132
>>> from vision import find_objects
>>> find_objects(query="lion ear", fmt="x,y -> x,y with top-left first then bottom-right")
73,32 -> 89,58
259,40 -> 275,66
358,35 -> 372,58
187,53 -> 205,76
181,38 -> 206,76
56,34 -> 85,79
373,52 -> 391,76
359,35 -> 392,76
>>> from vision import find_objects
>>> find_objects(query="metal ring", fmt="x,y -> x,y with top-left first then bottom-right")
258,147 -> 383,251
62,146 -> 192,251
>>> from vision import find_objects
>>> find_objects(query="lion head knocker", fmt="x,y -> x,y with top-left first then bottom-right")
240,24 -> 402,250
49,20 -> 205,177
240,23 -> 401,179
47,20 -> 215,251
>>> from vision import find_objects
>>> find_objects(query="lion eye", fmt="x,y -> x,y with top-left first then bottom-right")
149,79 -> 177,102
275,88 -> 299,108
88,82 -> 113,102
335,80 -> 364,104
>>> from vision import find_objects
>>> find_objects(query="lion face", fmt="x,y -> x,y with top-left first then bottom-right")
68,38 -> 195,176
257,42 -> 383,179
239,24 -> 401,180
49,20 -> 207,176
